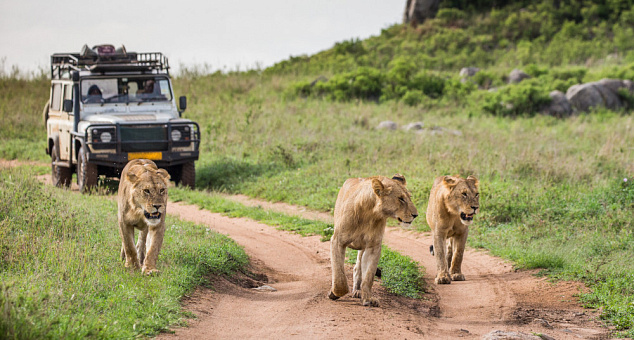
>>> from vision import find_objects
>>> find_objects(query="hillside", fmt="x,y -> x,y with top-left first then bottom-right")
1,1 -> 634,337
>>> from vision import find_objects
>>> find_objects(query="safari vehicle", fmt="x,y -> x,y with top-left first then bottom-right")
44,44 -> 200,192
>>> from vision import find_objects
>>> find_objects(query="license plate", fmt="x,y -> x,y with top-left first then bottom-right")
128,152 -> 162,160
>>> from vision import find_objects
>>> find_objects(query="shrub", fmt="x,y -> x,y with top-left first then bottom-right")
481,79 -> 552,116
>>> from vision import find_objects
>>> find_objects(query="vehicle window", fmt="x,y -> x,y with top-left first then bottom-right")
81,77 -> 171,103
63,84 -> 73,100
51,83 -> 62,111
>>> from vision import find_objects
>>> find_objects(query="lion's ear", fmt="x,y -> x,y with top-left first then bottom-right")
126,172 -> 138,183
442,176 -> 458,189
466,175 -> 479,188
392,174 -> 406,185
157,169 -> 171,184
372,178 -> 385,197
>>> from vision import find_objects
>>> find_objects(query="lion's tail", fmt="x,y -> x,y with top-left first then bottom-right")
429,245 -> 435,256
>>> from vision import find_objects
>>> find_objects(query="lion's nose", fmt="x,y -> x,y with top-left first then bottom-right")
471,206 -> 478,211
153,204 -> 161,210
412,214 -> 418,219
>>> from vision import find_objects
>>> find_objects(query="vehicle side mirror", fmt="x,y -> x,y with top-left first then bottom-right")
63,99 -> 73,113
178,96 -> 187,115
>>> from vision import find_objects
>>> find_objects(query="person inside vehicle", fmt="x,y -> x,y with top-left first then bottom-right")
137,80 -> 156,99
85,85 -> 103,103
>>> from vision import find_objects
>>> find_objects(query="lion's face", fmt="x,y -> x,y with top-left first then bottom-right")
126,163 -> 170,227
444,175 -> 479,226
374,174 -> 418,225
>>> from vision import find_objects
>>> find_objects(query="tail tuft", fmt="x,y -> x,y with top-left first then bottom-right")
429,245 -> 435,256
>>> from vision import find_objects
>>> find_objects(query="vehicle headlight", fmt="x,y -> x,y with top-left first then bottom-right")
100,131 -> 112,143
90,127 -> 116,150
171,129 -> 182,141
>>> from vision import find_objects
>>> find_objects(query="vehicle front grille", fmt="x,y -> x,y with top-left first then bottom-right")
120,126 -> 168,152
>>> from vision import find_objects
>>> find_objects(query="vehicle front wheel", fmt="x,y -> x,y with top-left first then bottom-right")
51,144 -> 72,188
179,161 -> 195,189
77,146 -> 98,193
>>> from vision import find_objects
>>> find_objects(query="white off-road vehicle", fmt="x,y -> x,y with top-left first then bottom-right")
44,44 -> 200,192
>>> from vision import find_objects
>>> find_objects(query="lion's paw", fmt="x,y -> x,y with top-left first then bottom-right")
362,297 -> 380,307
352,290 -> 361,298
328,291 -> 341,300
142,267 -> 160,275
435,274 -> 452,284
451,273 -> 465,281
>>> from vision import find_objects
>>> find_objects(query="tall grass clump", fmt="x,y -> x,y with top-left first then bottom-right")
0,167 -> 248,338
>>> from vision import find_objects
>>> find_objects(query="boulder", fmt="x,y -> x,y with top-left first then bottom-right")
377,121 -> 398,130
403,122 -> 424,131
508,69 -> 530,84
541,90 -> 573,118
565,78 -> 633,112
403,0 -> 441,26
459,67 -> 480,78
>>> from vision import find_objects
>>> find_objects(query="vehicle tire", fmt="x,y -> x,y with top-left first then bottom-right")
179,161 -> 195,189
51,144 -> 72,188
77,146 -> 98,193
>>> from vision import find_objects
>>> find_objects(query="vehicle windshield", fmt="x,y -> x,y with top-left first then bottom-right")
81,76 -> 172,104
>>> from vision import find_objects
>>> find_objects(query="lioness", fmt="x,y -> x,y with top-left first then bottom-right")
426,175 -> 479,284
329,174 -> 418,307
117,159 -> 170,275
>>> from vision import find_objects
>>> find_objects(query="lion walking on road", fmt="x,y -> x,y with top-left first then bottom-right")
118,159 -> 170,275
329,174 -> 418,306
426,175 -> 479,284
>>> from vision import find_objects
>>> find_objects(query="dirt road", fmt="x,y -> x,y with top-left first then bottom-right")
157,195 -> 611,339
15,164 -> 610,339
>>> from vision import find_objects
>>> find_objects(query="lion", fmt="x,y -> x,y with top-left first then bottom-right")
328,174 -> 418,307
426,175 -> 479,284
117,159 -> 170,275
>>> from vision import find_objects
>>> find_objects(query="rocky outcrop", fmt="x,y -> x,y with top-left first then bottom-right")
459,67 -> 480,84
541,90 -> 573,118
377,120 -> 398,130
565,78 -> 634,112
508,69 -> 531,84
403,0 -> 441,26
403,122 -> 424,131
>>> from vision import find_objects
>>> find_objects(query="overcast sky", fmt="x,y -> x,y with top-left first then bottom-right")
0,0 -> 404,76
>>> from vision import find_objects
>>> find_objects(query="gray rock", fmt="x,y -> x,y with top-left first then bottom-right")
482,330 -> 543,340
377,120 -> 398,130
403,0 -> 440,25
459,67 -> 480,78
403,122 -> 424,131
566,78 -> 633,112
509,69 -> 531,84
541,90 -> 573,118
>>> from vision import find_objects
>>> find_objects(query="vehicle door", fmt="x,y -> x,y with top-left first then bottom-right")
58,82 -> 74,161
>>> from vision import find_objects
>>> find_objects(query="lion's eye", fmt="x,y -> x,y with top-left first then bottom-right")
462,192 -> 468,198
143,189 -> 151,195
159,188 -> 165,195
475,193 -> 479,197
399,197 -> 406,204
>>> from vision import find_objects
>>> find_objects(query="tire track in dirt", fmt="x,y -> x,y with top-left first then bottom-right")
159,201 -> 436,339
212,194 -> 611,339
18,165 -> 612,339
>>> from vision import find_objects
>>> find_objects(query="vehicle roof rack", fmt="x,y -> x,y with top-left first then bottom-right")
51,44 -> 170,79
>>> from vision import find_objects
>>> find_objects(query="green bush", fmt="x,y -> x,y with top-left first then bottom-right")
481,79 -> 552,116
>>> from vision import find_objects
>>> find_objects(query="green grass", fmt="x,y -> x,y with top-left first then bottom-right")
346,247 -> 426,299
3,2 -> 634,336
170,187 -> 333,239
170,187 -> 426,298
0,166 -> 249,339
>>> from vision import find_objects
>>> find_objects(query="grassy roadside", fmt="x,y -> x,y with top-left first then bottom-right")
170,187 -> 427,298
0,166 -> 249,339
